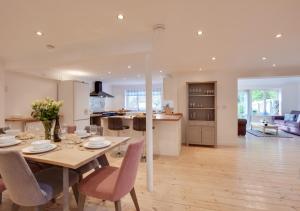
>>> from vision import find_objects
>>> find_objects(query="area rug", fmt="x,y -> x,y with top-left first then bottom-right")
247,129 -> 293,138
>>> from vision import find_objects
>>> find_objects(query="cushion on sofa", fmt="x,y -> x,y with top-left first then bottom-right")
297,115 -> 300,123
284,114 -> 296,121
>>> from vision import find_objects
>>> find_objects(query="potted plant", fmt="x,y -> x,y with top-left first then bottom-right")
31,98 -> 63,140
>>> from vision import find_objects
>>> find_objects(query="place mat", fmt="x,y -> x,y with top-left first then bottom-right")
247,129 -> 293,138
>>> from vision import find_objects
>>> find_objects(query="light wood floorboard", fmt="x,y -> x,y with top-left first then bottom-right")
1,133 -> 300,210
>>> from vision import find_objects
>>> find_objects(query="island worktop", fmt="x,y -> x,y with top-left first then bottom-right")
102,113 -> 182,121
101,113 -> 182,156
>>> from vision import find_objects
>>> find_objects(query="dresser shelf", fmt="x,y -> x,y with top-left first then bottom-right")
186,82 -> 217,146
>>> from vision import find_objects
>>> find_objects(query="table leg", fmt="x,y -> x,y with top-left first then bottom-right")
63,167 -> 70,211
97,154 -> 110,167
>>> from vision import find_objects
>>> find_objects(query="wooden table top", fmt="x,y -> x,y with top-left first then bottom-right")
251,122 -> 278,129
1,136 -> 130,169
5,117 -> 39,122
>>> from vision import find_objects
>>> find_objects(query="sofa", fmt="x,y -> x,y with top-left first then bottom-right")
272,110 -> 300,136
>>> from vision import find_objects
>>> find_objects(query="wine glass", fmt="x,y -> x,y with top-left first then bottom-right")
90,125 -> 98,136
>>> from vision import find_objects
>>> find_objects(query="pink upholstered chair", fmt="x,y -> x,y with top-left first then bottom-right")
78,139 -> 144,211
0,179 -> 5,204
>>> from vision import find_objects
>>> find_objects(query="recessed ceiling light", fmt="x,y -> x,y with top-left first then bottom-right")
159,70 -> 163,73
198,68 -> 203,71
275,33 -> 282,38
212,57 -> 216,61
197,30 -> 203,36
117,14 -> 124,20
36,31 -> 43,36
262,57 -> 267,61
272,64 -> 276,67
108,71 -> 111,74
127,65 -> 132,69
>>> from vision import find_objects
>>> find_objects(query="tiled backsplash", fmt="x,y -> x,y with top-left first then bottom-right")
90,97 -> 105,112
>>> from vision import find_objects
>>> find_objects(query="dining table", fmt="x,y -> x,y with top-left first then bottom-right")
0,135 -> 130,211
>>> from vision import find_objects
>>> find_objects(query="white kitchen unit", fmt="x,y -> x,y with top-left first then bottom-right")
101,114 -> 182,156
58,81 -> 90,130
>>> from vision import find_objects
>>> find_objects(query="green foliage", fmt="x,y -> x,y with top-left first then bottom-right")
31,98 -> 63,121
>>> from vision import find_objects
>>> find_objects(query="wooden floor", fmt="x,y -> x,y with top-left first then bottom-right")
1,133 -> 300,211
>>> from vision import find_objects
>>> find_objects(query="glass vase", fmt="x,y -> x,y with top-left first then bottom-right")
42,120 -> 53,140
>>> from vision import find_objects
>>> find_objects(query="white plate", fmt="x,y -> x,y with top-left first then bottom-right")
22,144 -> 57,154
0,140 -> 22,148
83,140 -> 111,149
77,133 -> 91,139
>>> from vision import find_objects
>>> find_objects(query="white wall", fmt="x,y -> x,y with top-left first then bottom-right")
5,71 -> 58,117
0,65 -> 5,127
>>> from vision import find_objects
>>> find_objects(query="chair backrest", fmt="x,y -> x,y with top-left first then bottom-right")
108,117 -> 123,131
133,117 -> 146,132
0,151 -> 47,206
114,139 -> 144,199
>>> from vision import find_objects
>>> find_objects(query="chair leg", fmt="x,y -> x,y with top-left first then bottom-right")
11,203 -> 20,211
130,188 -> 140,211
0,192 -> 2,204
114,200 -> 121,211
78,193 -> 86,211
72,183 -> 79,204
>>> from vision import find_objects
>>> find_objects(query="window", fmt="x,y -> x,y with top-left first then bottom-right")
238,91 -> 248,119
124,88 -> 162,111
251,89 -> 280,116
238,89 -> 281,118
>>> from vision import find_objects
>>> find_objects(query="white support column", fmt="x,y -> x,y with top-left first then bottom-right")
145,54 -> 154,192
0,62 -> 5,127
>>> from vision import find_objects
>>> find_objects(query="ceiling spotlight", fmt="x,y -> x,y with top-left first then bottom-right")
198,68 -> 203,71
108,71 -> 111,74
117,14 -> 124,20
159,70 -> 163,73
36,31 -> 43,36
262,57 -> 267,61
212,57 -> 216,61
197,30 -> 203,36
127,65 -> 132,69
275,33 -> 282,38
272,64 -> 276,67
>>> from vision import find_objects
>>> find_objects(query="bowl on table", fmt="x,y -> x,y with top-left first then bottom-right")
75,130 -> 89,138
0,136 -> 16,145
5,129 -> 21,136
84,137 -> 111,149
31,140 -> 51,151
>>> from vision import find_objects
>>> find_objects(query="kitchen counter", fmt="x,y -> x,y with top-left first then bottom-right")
102,113 -> 182,121
101,113 -> 182,156
5,117 -> 39,131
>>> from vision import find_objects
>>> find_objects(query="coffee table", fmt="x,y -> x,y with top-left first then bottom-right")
251,122 -> 279,135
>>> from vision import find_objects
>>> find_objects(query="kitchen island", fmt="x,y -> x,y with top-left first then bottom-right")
101,114 -> 182,156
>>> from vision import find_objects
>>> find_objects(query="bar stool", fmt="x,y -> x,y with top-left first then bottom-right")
108,117 -> 129,157
133,116 -> 147,161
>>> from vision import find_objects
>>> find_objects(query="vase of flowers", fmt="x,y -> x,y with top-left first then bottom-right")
31,98 -> 63,140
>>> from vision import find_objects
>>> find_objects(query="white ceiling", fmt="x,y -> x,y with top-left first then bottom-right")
0,0 -> 300,83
